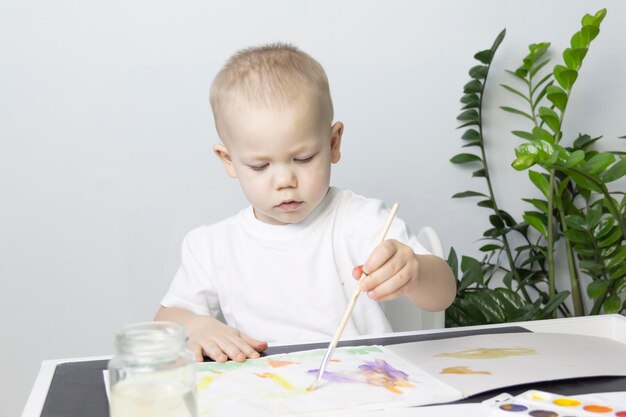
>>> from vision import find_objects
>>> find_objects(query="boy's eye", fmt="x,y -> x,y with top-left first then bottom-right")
295,155 -> 315,163
248,164 -> 268,172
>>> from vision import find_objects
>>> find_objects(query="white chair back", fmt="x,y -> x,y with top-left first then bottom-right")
382,226 -> 446,331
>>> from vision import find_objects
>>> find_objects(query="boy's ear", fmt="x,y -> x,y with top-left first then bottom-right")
330,121 -> 343,164
213,143 -> 238,178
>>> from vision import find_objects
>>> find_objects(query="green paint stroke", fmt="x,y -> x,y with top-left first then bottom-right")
195,345 -> 383,372
197,359 -> 267,372
343,346 -> 382,355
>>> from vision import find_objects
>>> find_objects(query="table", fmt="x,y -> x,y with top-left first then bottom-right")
21,315 -> 626,417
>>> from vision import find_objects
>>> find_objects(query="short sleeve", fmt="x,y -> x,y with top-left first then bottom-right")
160,229 -> 222,317
338,193 -> 429,265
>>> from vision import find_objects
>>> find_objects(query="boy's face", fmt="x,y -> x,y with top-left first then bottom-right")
214,96 -> 343,225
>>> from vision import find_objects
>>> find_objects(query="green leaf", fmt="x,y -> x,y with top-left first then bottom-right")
450,153 -> 482,164
563,47 -> 588,70
538,106 -> 561,134
480,244 -> 502,252
522,198 -> 548,212
532,127 -> 555,144
462,129 -> 480,140
490,214 -> 504,229
565,228 -> 590,244
461,94 -> 480,105
529,170 -> 551,198
501,84 -> 529,102
490,29 -> 506,53
606,246 -> 626,270
565,214 -> 587,231
598,227 -> 623,248
470,291 -> 506,322
571,29 -> 590,49
524,212 -> 547,237
553,64 -> 578,90
587,279 -> 611,299
593,218 -> 615,239
472,168 -> 486,178
447,247 -> 459,280
512,130 -> 534,141
583,152 -> 615,174
459,256 -> 484,290
501,106 -> 534,121
447,247 -> 459,279
477,199 -> 494,209
474,49 -> 493,64
565,149 -> 585,167
464,79 -> 483,94
573,133 -> 602,149
601,158 -> 626,183
512,154 -> 536,171
469,65 -> 489,79
542,291 -> 570,316
582,8 -> 607,29
546,85 -> 568,112
531,58 -> 551,78
452,191 -> 488,198
457,109 -> 479,122
603,296 -> 622,314
563,169 -> 602,193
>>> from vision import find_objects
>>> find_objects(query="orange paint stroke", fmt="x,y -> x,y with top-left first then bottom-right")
440,366 -> 492,375
267,359 -> 302,368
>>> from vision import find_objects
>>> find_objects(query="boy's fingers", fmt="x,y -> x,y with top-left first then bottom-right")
352,265 -> 366,279
201,340 -> 229,363
189,342 -> 205,362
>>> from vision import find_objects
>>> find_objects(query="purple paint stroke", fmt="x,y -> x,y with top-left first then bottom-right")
358,359 -> 409,381
307,359 -> 408,384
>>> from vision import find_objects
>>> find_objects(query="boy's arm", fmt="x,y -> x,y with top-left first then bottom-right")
354,240 -> 457,312
405,253 -> 456,311
155,306 -> 268,362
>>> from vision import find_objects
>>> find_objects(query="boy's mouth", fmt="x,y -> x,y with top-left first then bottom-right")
276,200 -> 303,211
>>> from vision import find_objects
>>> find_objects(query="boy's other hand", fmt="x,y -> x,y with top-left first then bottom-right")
188,316 -> 268,363
352,239 -> 419,302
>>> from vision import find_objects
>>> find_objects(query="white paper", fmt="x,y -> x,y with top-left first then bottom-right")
386,332 -> 626,397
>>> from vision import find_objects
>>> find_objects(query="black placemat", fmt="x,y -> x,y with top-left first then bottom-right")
40,326 -> 626,417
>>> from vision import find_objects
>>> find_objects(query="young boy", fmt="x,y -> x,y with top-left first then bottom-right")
156,43 -> 456,363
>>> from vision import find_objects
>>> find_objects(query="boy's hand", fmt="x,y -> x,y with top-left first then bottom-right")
352,239 -> 419,302
187,316 -> 268,363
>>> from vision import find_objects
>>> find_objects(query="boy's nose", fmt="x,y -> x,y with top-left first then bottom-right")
273,166 -> 297,189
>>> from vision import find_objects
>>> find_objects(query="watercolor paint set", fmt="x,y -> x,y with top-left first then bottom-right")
490,390 -> 626,417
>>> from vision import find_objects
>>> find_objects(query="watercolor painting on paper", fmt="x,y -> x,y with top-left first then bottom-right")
386,332 -> 626,397
194,345 -> 462,417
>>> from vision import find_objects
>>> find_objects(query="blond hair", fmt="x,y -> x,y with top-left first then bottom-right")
210,43 -> 334,137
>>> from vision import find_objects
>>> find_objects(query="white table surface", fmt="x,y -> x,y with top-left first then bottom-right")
21,315 -> 626,417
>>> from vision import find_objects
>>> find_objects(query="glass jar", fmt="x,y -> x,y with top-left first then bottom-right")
108,321 -> 197,417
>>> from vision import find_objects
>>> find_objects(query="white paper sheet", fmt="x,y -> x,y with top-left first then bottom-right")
194,345 -> 462,416
386,332 -> 626,397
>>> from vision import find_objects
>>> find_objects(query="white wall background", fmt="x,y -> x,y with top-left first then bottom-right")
2,1 -> 625,416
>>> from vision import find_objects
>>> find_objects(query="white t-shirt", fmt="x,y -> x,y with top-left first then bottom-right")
161,187 -> 429,344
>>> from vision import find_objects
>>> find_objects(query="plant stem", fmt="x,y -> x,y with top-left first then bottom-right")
546,170 -> 557,316
478,61 -> 531,303
555,202 -> 583,316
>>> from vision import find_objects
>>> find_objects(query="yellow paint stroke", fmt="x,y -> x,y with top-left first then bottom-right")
435,347 -> 536,359
254,372 -> 299,392
440,366 -> 492,375
267,359 -> 302,368
197,375 -> 215,390
364,374 -> 415,395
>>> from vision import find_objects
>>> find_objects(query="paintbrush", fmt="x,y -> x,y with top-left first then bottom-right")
307,203 -> 399,392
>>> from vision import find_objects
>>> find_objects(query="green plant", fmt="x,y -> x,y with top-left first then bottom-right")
447,8 -> 626,327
